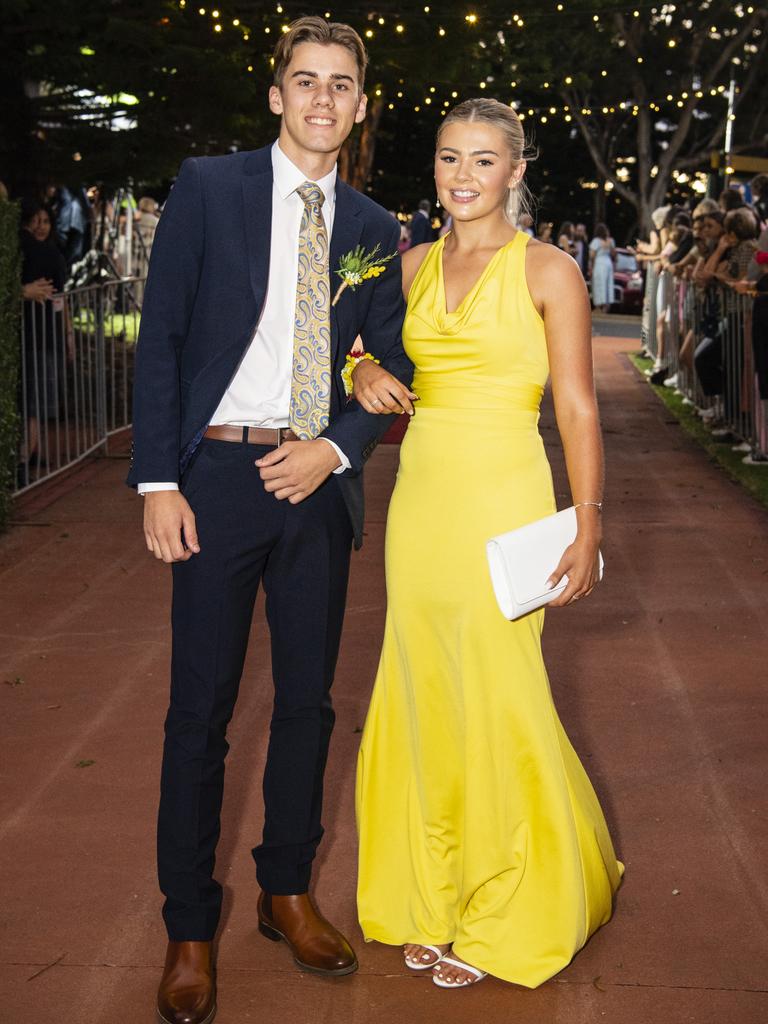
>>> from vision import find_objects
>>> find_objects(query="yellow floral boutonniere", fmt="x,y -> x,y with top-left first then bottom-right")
332,244 -> 397,306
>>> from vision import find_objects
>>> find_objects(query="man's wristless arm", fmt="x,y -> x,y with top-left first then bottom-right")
318,437 -> 350,474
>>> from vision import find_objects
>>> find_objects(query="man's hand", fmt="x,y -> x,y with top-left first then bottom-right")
143,491 -> 200,562
256,440 -> 340,504
352,359 -> 418,415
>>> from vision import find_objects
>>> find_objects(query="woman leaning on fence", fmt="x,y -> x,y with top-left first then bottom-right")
713,209 -> 760,296
18,199 -> 71,473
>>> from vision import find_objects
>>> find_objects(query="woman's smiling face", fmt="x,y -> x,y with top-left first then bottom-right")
434,120 -> 524,225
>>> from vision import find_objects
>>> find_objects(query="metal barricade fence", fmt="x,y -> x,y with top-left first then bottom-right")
656,275 -> 766,461
14,277 -> 143,495
641,260 -> 659,359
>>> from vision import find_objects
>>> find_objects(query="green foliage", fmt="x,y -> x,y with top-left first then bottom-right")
3,2 -> 765,227
351,0 -> 767,226
1,0 -> 271,191
0,200 -> 21,532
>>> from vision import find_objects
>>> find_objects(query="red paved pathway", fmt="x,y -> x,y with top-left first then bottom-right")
2,332 -> 767,1023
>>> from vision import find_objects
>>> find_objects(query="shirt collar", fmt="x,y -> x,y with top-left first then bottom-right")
272,140 -> 337,206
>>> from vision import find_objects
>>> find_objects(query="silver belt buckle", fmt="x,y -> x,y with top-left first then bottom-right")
275,428 -> 285,447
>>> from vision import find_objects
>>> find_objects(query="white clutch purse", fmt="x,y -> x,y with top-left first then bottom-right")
486,506 -> 604,620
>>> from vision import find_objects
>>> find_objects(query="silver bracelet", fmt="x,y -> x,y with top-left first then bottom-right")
575,501 -> 603,511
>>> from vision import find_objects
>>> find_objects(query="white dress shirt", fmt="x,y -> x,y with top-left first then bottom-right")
139,141 -> 348,494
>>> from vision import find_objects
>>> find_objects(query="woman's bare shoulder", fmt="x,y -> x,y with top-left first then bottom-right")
402,243 -> 435,296
525,237 -> 582,279
524,237 -> 588,311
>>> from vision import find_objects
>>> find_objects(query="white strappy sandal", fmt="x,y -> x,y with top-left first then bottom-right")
403,944 -> 449,971
432,955 -> 488,988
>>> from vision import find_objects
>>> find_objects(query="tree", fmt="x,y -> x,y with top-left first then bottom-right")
377,0 -> 768,230
4,1 -> 766,233
1,0 -> 269,192
556,1 -> 768,229
337,1 -> 768,228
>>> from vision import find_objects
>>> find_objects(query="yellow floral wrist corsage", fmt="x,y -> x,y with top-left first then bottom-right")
341,351 -> 380,397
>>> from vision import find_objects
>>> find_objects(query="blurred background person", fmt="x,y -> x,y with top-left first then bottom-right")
589,222 -> 616,314
18,199 -> 70,473
573,223 -> 589,276
135,196 -> 161,282
751,174 -> 768,228
409,198 -> 436,246
556,220 -> 576,257
517,212 -> 535,237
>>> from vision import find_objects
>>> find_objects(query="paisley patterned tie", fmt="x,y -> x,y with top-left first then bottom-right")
290,182 -> 331,440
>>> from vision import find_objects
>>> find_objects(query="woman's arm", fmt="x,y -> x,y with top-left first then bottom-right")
64,302 -> 75,362
691,255 -> 710,287
698,237 -> 730,285
672,247 -> 699,275
635,249 -> 662,264
349,242 -> 432,415
636,229 -> 661,256
526,242 -> 603,606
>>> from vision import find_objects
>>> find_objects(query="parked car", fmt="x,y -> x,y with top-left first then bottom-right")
610,248 -> 644,312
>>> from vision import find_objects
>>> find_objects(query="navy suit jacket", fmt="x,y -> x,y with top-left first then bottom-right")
127,145 -> 413,547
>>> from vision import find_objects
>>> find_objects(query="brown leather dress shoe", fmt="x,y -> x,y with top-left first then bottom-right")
257,891 -> 358,976
157,941 -> 216,1024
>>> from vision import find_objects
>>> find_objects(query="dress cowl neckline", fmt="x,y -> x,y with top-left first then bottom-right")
434,232 -> 523,332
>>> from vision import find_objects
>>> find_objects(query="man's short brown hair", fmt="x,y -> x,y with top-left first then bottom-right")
272,16 -> 368,93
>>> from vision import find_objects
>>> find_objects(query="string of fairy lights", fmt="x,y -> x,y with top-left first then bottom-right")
169,0 -> 760,128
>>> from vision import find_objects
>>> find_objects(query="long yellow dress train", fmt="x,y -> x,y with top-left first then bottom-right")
355,231 -> 623,987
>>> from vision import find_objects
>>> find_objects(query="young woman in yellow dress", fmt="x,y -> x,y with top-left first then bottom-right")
351,98 -> 623,990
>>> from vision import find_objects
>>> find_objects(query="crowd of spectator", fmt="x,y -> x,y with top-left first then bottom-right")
7,168 -> 768,487
633,175 -> 768,464
8,180 -> 162,488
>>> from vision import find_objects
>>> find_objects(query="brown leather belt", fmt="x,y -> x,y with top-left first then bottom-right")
204,425 -> 299,446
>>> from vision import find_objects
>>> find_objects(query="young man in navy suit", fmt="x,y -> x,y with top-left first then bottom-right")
129,17 -> 414,1024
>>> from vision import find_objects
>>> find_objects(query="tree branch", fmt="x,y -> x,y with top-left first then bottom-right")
564,95 -> 638,209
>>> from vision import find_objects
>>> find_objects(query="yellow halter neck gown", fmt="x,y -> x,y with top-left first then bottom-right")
355,231 -> 623,986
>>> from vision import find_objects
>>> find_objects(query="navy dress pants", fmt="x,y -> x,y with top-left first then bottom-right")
157,438 -> 353,940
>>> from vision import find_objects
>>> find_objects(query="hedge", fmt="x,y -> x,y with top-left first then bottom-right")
0,200 -> 21,531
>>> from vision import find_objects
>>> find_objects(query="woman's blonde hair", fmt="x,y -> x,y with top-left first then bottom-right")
437,98 -> 535,225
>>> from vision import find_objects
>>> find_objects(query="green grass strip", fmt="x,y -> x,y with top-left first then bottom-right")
628,353 -> 768,509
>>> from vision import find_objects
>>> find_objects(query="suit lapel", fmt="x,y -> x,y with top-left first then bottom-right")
241,152 -> 273,310
329,181 -> 363,361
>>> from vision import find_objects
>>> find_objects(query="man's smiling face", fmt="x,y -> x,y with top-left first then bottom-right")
269,42 -> 367,164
